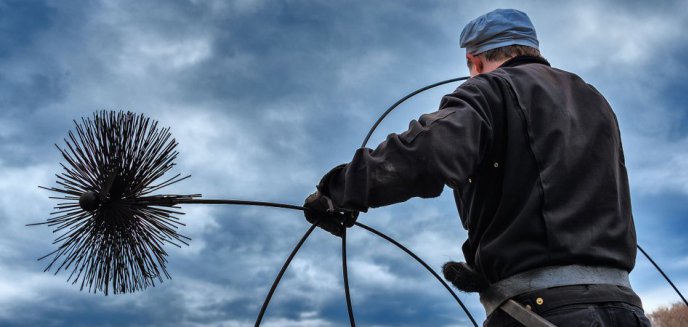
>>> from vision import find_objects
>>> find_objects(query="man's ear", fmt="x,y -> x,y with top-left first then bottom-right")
466,53 -> 483,76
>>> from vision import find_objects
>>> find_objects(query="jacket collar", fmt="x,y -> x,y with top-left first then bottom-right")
500,55 -> 550,68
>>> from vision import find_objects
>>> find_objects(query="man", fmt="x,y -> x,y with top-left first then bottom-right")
304,9 -> 651,326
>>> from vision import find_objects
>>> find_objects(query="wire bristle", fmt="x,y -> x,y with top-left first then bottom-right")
35,111 -> 198,295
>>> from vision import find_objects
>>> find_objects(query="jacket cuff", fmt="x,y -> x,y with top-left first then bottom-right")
317,163 -> 368,212
316,164 -> 347,198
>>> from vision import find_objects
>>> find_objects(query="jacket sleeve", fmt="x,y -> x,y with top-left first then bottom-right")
321,79 -> 496,211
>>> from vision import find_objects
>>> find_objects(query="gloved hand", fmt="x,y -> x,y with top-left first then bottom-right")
303,191 -> 358,237
442,261 -> 490,292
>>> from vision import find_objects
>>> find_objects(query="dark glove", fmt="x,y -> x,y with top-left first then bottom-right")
442,261 -> 490,293
303,191 -> 358,237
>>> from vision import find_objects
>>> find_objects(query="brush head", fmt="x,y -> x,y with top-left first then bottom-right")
34,111 -> 199,295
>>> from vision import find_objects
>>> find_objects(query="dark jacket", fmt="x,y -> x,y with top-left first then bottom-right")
321,56 -> 637,283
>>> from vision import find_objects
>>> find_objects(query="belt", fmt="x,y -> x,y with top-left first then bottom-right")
479,265 -> 632,316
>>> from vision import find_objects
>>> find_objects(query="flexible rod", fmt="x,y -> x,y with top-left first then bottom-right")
173,199 -> 305,211
637,245 -> 688,306
355,222 -> 479,327
343,75 -> 476,326
254,224 -> 317,326
360,76 -> 470,148
170,198 -> 477,324
342,229 -> 356,326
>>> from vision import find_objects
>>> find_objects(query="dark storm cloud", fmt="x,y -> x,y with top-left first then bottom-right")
1,0 -> 688,326
0,0 -> 56,58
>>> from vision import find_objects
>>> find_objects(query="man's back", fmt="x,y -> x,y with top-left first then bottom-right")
458,57 -> 637,282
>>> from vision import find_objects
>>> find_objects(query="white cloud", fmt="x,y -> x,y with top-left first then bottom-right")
349,260 -> 399,288
636,281 -> 688,313
173,277 -> 244,320
672,256 -> 688,269
572,5 -> 679,66
628,138 -> 688,195
0,164 -> 58,264
172,205 -> 221,256
0,269 -> 74,319
262,317 -> 337,327
288,257 -> 341,294
156,107 -> 313,200
189,0 -> 267,16
118,35 -> 213,74
0,164 -> 53,224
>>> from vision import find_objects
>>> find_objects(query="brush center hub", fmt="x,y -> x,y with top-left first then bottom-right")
79,191 -> 101,211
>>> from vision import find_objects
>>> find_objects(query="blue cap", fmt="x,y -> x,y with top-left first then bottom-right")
460,9 -> 539,55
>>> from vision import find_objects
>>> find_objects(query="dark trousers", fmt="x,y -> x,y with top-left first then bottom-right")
484,302 -> 651,326
484,285 -> 651,326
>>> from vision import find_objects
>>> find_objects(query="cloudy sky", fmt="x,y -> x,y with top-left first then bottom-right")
1,0 -> 687,326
